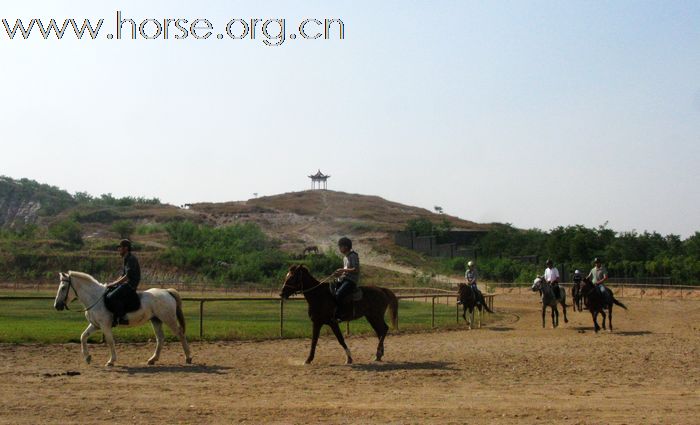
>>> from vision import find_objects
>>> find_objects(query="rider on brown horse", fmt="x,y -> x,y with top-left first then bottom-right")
333,237 -> 360,322
458,260 -> 483,306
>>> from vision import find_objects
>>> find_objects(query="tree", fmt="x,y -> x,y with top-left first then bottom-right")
48,219 -> 83,248
111,220 -> 136,239
405,218 -> 433,236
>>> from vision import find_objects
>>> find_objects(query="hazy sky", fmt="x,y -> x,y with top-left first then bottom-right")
1,1 -> 698,236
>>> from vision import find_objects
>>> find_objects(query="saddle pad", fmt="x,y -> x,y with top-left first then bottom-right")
352,287 -> 363,301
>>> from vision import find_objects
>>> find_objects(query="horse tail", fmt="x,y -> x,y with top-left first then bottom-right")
382,288 -> 399,329
481,295 -> 494,314
612,296 -> 627,310
167,289 -> 186,333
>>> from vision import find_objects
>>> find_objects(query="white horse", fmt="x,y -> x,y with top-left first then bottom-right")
531,277 -> 568,328
53,271 -> 192,367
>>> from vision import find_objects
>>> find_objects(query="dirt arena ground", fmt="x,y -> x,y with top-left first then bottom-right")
1,294 -> 698,424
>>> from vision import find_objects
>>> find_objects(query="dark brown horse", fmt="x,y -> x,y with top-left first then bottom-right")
279,265 -> 398,364
302,246 -> 319,255
457,283 -> 493,329
571,280 -> 584,312
580,277 -> 627,332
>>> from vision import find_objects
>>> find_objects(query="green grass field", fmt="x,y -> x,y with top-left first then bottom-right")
0,291 -> 491,344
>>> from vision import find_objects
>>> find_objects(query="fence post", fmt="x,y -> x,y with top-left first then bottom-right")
199,300 -> 204,340
431,297 -> 435,328
279,298 -> 284,338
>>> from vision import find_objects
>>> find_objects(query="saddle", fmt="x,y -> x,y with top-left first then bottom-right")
104,285 -> 142,314
329,282 -> 363,301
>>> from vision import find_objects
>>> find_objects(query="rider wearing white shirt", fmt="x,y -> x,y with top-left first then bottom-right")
544,259 -> 561,298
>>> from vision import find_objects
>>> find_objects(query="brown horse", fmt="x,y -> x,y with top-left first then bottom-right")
279,265 -> 398,364
571,279 -> 584,312
302,246 -> 319,255
457,283 -> 493,329
580,277 -> 627,332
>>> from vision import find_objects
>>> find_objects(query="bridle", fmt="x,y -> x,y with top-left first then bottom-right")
282,268 -> 335,296
59,275 -> 104,313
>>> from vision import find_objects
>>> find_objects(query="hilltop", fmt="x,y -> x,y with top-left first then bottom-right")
189,190 -> 487,253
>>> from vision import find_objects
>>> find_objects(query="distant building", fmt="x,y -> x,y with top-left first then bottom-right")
308,170 -> 330,190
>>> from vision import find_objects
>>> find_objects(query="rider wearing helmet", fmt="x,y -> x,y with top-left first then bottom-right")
573,269 -> 582,285
333,237 -> 360,321
544,259 -> 561,298
464,260 -> 483,305
587,258 -> 611,302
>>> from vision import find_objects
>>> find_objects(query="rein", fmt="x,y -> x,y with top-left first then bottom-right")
288,272 -> 336,296
61,276 -> 105,313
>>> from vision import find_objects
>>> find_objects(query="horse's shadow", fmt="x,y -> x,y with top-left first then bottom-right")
571,326 -> 652,336
612,330 -> 652,336
348,361 -> 455,372
487,327 -> 514,332
116,364 -> 231,375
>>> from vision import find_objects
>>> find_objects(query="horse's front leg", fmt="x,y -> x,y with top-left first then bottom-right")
469,307 -> 475,330
608,306 -> 613,332
80,323 -> 97,364
542,305 -> 546,328
552,307 -> 558,328
600,310 -> 607,330
329,321 -> 353,365
561,299 -> 568,323
102,326 -> 117,367
305,321 -> 321,365
591,311 -> 600,332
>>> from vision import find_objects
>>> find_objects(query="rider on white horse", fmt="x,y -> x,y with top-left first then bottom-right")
544,259 -> 561,298
106,239 -> 141,326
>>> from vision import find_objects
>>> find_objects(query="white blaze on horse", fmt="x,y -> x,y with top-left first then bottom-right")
53,271 -> 192,367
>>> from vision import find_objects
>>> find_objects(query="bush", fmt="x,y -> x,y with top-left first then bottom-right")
48,219 -> 83,248
111,220 -> 135,239
161,221 -> 289,285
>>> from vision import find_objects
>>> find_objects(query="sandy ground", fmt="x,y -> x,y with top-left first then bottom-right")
1,294 -> 698,425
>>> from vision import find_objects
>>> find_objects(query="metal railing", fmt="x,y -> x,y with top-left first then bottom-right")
0,293 -> 495,340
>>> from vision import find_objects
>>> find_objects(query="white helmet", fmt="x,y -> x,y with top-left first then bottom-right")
574,269 -> 581,275
467,261 -> 474,267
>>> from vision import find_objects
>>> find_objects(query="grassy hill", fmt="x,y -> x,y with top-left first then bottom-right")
0,177 -> 483,285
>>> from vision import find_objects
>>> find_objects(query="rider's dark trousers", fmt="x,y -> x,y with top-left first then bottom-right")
105,284 -> 136,319
335,278 -> 357,304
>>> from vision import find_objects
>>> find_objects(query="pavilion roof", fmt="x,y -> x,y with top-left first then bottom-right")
308,169 -> 330,179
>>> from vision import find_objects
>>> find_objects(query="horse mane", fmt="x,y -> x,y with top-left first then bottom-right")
68,271 -> 102,285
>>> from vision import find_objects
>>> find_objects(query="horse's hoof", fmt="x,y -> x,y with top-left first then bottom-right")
303,360 -> 312,365
105,362 -> 114,367
186,357 -> 193,364
564,319 -> 569,323
147,359 -> 156,366
345,358 -> 353,365
373,356 -> 383,362
84,355 -> 92,365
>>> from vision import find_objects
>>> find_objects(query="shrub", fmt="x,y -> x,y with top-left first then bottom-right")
111,220 -> 135,239
48,219 -> 83,248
